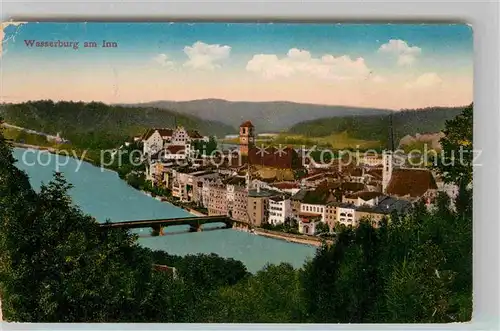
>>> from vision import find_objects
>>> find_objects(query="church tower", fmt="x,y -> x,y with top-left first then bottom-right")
239,120 -> 255,156
382,150 -> 393,193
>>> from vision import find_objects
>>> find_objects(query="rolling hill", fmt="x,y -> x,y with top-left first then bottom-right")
0,100 -> 235,150
124,99 -> 394,133
286,106 -> 467,149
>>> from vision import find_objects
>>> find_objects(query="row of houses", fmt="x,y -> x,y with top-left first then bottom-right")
136,122 -> 458,235
152,159 -> 433,234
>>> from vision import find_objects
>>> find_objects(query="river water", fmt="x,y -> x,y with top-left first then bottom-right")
12,148 -> 316,273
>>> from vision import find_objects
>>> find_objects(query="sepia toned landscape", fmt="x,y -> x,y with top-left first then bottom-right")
0,22 -> 473,323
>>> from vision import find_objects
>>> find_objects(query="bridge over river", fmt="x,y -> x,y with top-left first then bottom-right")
99,215 -> 251,235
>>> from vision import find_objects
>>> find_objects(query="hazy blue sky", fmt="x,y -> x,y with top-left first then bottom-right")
1,22 -> 473,109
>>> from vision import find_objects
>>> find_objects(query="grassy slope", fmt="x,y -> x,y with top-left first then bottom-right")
2,127 -> 55,147
286,106 -> 466,150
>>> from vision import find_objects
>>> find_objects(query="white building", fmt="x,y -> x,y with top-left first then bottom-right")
164,145 -> 188,162
298,220 -> 317,235
337,204 -> 356,227
202,178 -> 224,208
143,129 -> 169,156
299,202 -> 327,223
141,127 -> 205,157
268,195 -> 292,225
343,191 -> 385,208
171,169 -> 219,203
225,177 -> 247,209
359,154 -> 383,167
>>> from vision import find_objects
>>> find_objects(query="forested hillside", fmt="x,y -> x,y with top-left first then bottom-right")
286,106 -> 466,148
0,100 -> 235,149
127,99 -> 393,133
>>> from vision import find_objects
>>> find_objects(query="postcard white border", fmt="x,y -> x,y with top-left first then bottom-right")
1,0 -> 499,330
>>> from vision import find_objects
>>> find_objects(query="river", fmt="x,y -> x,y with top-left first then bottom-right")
12,148 -> 316,273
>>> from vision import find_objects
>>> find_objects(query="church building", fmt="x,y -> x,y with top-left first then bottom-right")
238,120 -> 302,170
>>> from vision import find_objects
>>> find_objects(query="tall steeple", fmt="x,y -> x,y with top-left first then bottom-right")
239,120 -> 255,156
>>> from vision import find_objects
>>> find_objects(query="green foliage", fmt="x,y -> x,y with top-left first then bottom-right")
1,127 -> 53,146
261,217 -> 300,234
315,222 -> 330,234
192,136 -> 218,156
287,106 -> 466,149
432,103 -> 473,186
207,263 -> 306,323
287,115 -> 390,143
1,100 -> 234,150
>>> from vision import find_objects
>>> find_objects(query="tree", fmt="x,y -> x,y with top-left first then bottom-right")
192,136 -> 218,157
207,263 -> 306,323
314,221 -> 330,234
284,217 -> 299,233
0,134 -> 165,322
432,103 -> 473,186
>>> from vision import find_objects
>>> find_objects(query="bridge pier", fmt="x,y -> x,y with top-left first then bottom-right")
189,223 -> 202,232
151,225 -> 164,236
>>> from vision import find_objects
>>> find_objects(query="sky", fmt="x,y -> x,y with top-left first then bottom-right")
1,22 -> 473,109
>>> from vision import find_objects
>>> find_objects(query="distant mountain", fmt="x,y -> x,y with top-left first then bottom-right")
123,99 -> 394,133
287,106 -> 467,149
0,100 -> 234,150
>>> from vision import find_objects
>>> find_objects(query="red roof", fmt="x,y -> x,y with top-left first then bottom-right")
158,128 -> 174,137
240,120 -> 254,128
299,212 -> 322,217
272,182 -> 300,189
248,146 -> 302,169
386,169 -> 438,198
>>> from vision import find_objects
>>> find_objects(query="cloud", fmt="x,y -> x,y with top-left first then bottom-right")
405,72 -> 443,89
183,41 -> 231,70
378,39 -> 422,66
0,21 -> 27,57
152,53 -> 174,67
371,75 -> 387,83
246,48 -> 370,80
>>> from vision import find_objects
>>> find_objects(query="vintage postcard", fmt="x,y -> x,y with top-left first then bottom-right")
0,22 -> 473,323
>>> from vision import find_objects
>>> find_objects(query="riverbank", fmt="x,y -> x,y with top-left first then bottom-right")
11,142 -> 96,164
12,144 -> 327,248
12,142 -> 57,153
254,228 -> 331,247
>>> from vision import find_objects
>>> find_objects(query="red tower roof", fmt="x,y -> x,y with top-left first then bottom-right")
240,120 -> 254,128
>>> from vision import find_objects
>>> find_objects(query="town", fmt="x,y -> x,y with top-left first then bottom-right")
131,120 -> 458,239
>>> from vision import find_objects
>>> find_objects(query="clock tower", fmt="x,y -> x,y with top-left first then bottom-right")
239,120 -> 255,156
